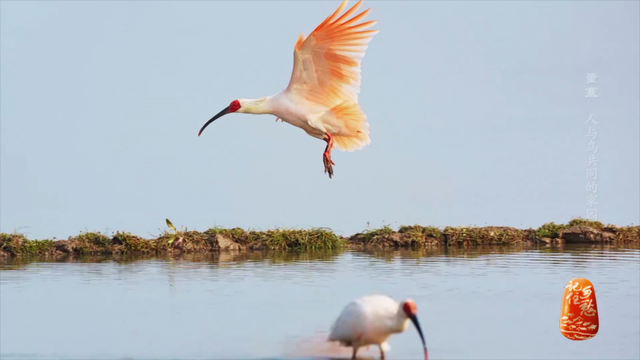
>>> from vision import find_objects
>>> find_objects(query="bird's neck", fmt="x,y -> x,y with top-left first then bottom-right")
239,96 -> 275,115
394,309 -> 410,333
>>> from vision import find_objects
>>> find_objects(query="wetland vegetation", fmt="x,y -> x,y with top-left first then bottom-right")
1,218 -> 637,259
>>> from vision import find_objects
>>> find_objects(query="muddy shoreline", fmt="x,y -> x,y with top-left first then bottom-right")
1,218 -> 638,259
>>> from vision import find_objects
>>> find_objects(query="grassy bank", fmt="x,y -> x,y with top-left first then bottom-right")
1,218 -> 637,258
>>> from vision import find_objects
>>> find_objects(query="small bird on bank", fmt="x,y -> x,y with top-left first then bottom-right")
327,295 -> 428,360
197,0 -> 378,179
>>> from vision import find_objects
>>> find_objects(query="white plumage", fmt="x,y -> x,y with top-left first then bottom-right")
328,294 -> 428,360
197,0 -> 378,179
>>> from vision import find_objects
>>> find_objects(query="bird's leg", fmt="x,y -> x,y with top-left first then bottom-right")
275,117 -> 282,122
323,132 -> 335,179
351,346 -> 359,360
379,345 -> 386,360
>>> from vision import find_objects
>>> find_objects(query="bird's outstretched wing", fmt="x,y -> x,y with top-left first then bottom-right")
285,0 -> 378,110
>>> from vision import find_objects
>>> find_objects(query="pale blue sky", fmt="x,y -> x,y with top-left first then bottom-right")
1,0 -> 638,240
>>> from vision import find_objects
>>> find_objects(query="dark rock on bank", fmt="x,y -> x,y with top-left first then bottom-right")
53,240 -> 74,254
561,225 -> 615,243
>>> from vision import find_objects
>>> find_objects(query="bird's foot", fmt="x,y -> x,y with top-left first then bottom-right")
323,151 -> 335,179
322,132 -> 335,179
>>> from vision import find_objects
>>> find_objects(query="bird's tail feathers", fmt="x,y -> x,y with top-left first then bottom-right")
325,101 -> 371,152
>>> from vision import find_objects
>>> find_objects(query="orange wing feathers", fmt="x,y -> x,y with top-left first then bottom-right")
286,0 -> 378,109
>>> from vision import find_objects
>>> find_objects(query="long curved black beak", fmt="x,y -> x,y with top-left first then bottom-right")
409,314 -> 428,360
198,106 -> 230,136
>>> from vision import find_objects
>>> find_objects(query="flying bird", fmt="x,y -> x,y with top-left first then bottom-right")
328,295 -> 428,360
197,0 -> 378,179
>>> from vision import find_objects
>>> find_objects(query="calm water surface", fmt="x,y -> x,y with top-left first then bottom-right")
1,245 -> 639,360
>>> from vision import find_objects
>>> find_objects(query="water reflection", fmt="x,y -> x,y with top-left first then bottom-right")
1,249 -> 345,271
5,243 -> 638,270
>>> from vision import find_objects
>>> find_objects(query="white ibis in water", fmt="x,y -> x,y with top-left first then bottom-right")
328,295 -> 428,360
197,0 -> 378,179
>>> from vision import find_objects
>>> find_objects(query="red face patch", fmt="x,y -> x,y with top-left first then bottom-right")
228,100 -> 241,113
403,300 -> 417,317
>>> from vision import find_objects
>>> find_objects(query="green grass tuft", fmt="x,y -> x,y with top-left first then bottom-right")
203,227 -> 344,251
0,233 -> 56,256
535,222 -> 566,239
443,226 -> 528,245
205,227 -> 250,242
612,225 -> 640,243
68,231 -> 111,254
112,231 -> 156,254
357,225 -> 395,243
567,217 -> 605,230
